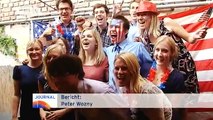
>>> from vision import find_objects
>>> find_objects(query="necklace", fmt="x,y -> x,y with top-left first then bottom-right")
147,61 -> 170,89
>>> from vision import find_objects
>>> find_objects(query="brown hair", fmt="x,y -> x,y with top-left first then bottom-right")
113,14 -> 130,31
47,54 -> 85,80
56,0 -> 74,11
93,3 -> 109,15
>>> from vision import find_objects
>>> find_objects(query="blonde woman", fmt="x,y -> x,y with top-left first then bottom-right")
12,40 -> 43,120
38,44 -> 66,93
149,35 -> 187,120
148,35 -> 186,93
135,1 -> 207,93
38,44 -> 74,120
114,52 -> 172,120
79,27 -> 109,82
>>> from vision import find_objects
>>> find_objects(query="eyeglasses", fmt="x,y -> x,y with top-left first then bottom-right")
59,7 -> 71,12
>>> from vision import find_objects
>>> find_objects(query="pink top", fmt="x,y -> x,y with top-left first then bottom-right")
83,58 -> 109,82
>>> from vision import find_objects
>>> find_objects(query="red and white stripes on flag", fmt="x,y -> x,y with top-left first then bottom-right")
159,3 -> 213,93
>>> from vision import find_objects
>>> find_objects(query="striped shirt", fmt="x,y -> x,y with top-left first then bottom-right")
50,17 -> 78,54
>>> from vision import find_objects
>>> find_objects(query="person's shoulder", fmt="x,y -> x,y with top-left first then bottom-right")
100,57 -> 108,66
84,79 -> 108,87
127,41 -> 145,50
103,57 -> 108,63
13,65 -> 25,80
171,69 -> 185,79
169,69 -> 186,83
104,45 -> 114,52
71,20 -> 77,27
141,80 -> 163,94
15,64 -> 27,69
83,79 -> 114,93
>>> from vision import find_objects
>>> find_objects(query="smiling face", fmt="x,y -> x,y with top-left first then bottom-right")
81,29 -> 97,52
27,42 -> 42,61
154,40 -> 172,67
137,12 -> 152,30
94,7 -> 108,28
58,2 -> 72,23
129,2 -> 139,22
114,58 -> 131,87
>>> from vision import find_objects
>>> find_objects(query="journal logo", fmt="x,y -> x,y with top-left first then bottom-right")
33,94 -> 58,108
33,100 -> 51,109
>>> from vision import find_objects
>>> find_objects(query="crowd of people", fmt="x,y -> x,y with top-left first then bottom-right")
12,0 -> 208,120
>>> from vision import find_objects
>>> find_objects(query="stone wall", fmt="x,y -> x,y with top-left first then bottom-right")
0,0 -> 58,22
0,0 -> 133,22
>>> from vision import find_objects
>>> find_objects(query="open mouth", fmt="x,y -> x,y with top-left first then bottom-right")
97,18 -> 103,22
111,34 -> 117,39
138,19 -> 145,24
117,76 -> 124,80
83,42 -> 89,45
76,17 -> 85,23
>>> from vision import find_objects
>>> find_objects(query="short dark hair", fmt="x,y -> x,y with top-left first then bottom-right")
113,15 -> 130,31
93,3 -> 109,15
47,54 -> 85,80
56,0 -> 74,11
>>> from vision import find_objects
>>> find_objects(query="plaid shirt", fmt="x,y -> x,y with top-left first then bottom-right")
50,17 -> 77,54
96,24 -> 112,48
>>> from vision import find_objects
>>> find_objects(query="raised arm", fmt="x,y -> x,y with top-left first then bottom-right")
39,25 -> 55,46
164,17 -> 207,44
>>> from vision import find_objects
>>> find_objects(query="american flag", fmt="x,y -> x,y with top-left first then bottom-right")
198,7 -> 212,22
159,3 -> 213,93
32,21 -> 49,39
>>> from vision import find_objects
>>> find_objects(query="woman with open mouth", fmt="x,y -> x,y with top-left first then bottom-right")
79,27 -> 109,82
114,52 -> 172,120
135,1 -> 207,93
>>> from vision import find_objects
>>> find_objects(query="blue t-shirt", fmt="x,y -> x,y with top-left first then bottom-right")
13,64 -> 42,120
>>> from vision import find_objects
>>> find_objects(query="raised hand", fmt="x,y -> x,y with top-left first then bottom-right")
193,26 -> 208,40
42,25 -> 55,37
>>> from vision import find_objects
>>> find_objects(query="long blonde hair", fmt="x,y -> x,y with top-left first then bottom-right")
115,52 -> 146,93
79,27 -> 106,66
147,14 -> 161,38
